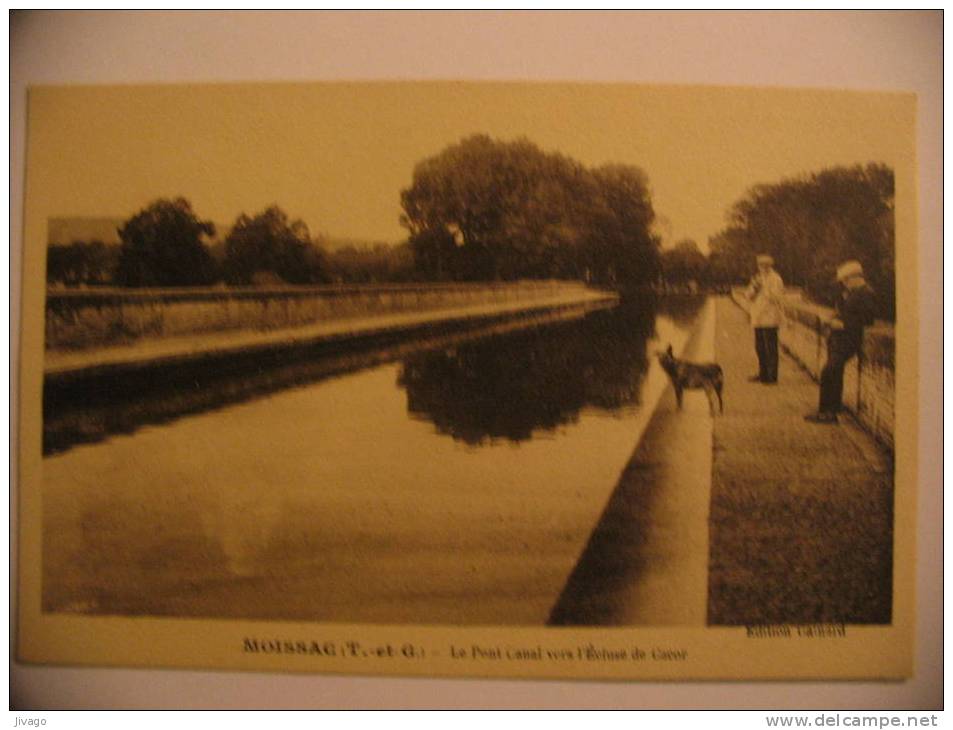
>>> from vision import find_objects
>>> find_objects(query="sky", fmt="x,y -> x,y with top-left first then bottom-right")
26,82 -> 914,252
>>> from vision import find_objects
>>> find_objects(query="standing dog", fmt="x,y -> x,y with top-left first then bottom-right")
656,344 -> 724,415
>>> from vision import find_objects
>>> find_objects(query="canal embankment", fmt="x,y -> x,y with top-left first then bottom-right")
45,281 -> 616,379
549,298 -> 716,625
46,280 -> 608,350
42,282 -> 618,454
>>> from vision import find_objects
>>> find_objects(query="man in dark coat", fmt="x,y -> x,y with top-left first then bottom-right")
805,260 -> 878,424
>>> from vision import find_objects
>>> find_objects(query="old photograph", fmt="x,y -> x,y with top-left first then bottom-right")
17,80 -> 917,680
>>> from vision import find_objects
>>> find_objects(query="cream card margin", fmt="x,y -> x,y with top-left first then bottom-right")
10,10 -> 942,709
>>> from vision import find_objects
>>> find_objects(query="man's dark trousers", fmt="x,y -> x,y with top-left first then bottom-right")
819,333 -> 860,414
754,327 -> 779,382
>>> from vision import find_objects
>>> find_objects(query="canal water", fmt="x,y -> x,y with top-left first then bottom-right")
43,295 -> 706,624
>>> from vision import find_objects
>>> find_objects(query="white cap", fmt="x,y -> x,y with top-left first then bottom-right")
836,260 -> 864,282
756,254 -> 774,266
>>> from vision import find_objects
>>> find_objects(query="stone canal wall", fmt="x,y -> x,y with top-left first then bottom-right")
731,288 -> 895,450
46,280 -> 595,351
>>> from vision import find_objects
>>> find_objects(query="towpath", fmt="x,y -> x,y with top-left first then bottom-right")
707,297 -> 893,624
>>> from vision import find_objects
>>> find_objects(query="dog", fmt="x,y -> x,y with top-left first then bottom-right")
656,344 -> 724,415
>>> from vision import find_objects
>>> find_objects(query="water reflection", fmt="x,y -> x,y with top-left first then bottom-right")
43,301 -> 615,455
397,294 -> 702,445
42,294 -> 709,623
656,293 -> 711,329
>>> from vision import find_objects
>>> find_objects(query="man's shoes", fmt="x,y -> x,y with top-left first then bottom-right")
804,412 -> 838,424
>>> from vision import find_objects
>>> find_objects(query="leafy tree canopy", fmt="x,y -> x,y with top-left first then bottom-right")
400,135 -> 659,288
223,206 -> 329,285
116,197 -> 217,287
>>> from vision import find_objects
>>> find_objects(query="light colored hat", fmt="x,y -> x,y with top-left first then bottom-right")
836,260 -> 864,282
756,254 -> 774,266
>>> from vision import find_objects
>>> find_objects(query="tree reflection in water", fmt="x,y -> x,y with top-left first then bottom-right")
397,293 -> 706,445
656,293 -> 711,329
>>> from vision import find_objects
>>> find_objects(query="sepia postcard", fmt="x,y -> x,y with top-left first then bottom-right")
16,80 -> 918,681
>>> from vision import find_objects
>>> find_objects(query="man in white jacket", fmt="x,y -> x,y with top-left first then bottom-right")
745,254 -> 785,384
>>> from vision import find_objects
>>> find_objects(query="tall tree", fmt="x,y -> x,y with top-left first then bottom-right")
587,164 -> 660,286
400,135 -> 659,288
222,206 -> 329,285
115,198 -> 217,287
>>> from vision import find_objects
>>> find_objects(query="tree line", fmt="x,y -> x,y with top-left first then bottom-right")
46,137 -> 895,319
647,163 -> 896,318
707,163 -> 895,318
46,199 -> 423,288
48,135 -> 662,292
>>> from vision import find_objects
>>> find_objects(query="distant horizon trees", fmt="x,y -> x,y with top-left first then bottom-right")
45,155 -> 896,322
326,242 -> 416,284
659,239 -> 708,288
46,239 -> 117,287
45,201 -> 416,288
399,135 -> 660,288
